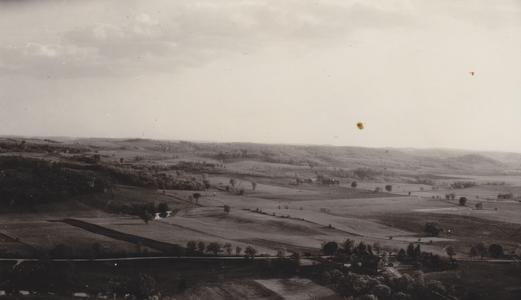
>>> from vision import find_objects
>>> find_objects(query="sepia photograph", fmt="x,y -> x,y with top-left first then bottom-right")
1,0 -> 520,299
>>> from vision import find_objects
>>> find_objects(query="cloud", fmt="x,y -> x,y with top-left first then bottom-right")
0,0 -> 419,78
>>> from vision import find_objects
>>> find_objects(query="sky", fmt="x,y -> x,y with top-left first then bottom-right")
0,0 -> 520,152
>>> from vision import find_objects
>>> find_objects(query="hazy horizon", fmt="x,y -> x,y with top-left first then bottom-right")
1,0 -> 520,152
4,134 -> 521,156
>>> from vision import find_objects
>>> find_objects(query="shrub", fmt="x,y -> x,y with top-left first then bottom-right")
371,284 -> 392,300
488,244 -> 504,258
426,280 -> 446,296
322,241 -> 339,256
197,241 -> 205,253
459,197 -> 467,206
497,193 -> 513,200
342,239 -> 355,254
223,243 -> 233,255
472,242 -> 487,258
206,242 -> 222,255
131,273 -> 156,299
244,246 -> 257,259
186,241 -> 197,254
450,181 -> 476,189
224,205 -> 231,214
424,222 -> 442,237
445,246 -> 456,260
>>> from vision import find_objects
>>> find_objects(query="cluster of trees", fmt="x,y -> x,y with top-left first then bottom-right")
321,239 -> 381,274
443,194 -> 468,206
104,202 -> 171,224
185,241 -> 257,258
424,222 -> 443,237
351,168 -> 392,180
497,193 -> 513,200
136,202 -> 170,224
69,154 -> 102,164
316,174 -> 340,185
0,139 -> 88,154
102,165 -> 206,191
364,185 -> 393,193
319,265 -> 461,300
1,260 -> 78,295
397,243 -> 451,271
413,178 -> 435,185
0,156 -> 110,206
450,181 -> 476,189
223,178 -> 256,195
469,242 -> 504,258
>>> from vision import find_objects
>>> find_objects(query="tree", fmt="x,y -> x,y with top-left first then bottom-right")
139,210 -> 154,224
371,284 -> 391,300
351,181 -> 358,188
235,246 -> 242,256
426,280 -> 447,296
406,243 -> 416,258
397,249 -> 407,261
342,239 -> 355,254
488,244 -> 504,258
459,197 -> 467,206
244,246 -> 257,259
414,244 -> 421,258
224,205 -> 231,214
446,246 -> 456,260
223,243 -> 232,255
193,193 -> 201,204
475,202 -> 483,210
251,181 -> 257,191
424,222 -> 442,237
202,179 -> 211,189
229,178 -> 236,188
276,248 -> 286,258
385,184 -> 393,192
354,241 -> 369,256
322,241 -> 338,256
206,242 -> 222,255
197,241 -> 206,253
186,241 -> 197,254
132,273 -> 156,299
372,242 -> 381,254
469,246 -> 478,257
157,202 -> 170,218
472,242 -> 487,259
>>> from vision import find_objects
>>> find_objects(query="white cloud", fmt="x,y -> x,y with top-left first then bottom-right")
0,0 -> 415,78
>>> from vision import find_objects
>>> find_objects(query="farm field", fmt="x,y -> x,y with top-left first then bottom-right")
255,278 -> 341,300
1,137 -> 521,299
